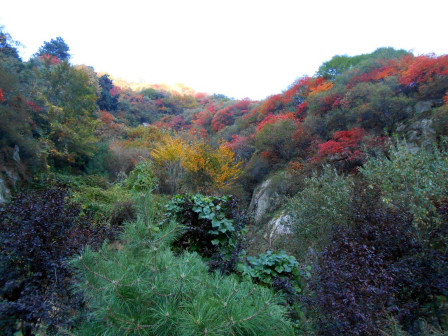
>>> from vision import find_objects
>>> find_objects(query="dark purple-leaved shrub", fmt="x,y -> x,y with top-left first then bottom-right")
312,187 -> 448,336
0,186 -> 119,335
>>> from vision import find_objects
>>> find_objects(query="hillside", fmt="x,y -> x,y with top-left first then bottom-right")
1,30 -> 448,335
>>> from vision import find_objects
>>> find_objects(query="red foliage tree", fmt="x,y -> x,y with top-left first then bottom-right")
256,112 -> 296,132
109,86 -> 121,97
211,107 -> 234,132
399,54 -> 448,86
232,98 -> 252,110
168,115 -> 184,131
226,134 -> 253,160
313,127 -> 366,162
39,54 -> 62,65
346,62 -> 399,89
258,94 -> 283,115
100,110 -> 115,126
0,88 -> 4,102
296,102 -> 308,116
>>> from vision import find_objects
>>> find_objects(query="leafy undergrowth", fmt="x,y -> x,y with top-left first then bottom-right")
165,193 -> 247,274
71,193 -> 295,335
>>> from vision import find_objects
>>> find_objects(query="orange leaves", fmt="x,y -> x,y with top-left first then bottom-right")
372,65 -> 397,81
258,94 -> 283,115
398,54 -> 448,86
346,62 -> 400,89
309,80 -> 334,96
100,110 -> 115,125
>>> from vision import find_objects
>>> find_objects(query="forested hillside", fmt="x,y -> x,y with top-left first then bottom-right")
1,28 -> 448,335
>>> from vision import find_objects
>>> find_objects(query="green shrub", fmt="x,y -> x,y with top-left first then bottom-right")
71,193 -> 294,335
242,250 -> 309,288
165,194 -> 246,274
286,166 -> 354,259
123,160 -> 158,193
359,141 -> 448,231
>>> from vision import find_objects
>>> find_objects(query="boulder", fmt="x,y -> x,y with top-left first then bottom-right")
249,178 -> 277,225
263,210 -> 293,246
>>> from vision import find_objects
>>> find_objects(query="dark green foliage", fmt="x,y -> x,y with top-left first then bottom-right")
254,119 -> 301,163
36,36 -> 71,61
71,193 -> 294,335
341,79 -> 413,134
140,87 -> 165,100
287,167 -> 354,260
166,194 -> 246,273
85,142 -> 115,175
359,142 -> 448,230
242,251 -> 309,289
97,74 -> 119,111
317,54 -> 368,80
0,30 -> 44,173
0,29 -> 21,62
316,47 -> 407,80
0,186 -> 118,335
50,173 -> 134,224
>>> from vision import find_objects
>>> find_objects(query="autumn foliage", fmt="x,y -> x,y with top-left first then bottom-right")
313,128 -> 366,162
150,134 -> 242,193
399,54 -> 448,86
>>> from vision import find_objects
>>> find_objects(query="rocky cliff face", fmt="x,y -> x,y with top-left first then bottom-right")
396,100 -> 438,153
0,177 -> 10,203
249,178 -> 277,225
248,171 -> 299,225
0,145 -> 26,204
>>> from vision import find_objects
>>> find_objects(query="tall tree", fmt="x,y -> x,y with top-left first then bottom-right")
37,37 -> 70,61
97,74 -> 119,111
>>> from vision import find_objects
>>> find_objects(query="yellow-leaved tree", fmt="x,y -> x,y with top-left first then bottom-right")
151,135 -> 187,194
151,134 -> 242,194
209,143 -> 243,190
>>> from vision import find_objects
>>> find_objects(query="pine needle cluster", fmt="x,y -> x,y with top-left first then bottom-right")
71,193 -> 294,335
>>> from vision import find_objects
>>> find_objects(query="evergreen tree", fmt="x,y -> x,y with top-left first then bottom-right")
72,193 -> 294,335
37,37 -> 70,61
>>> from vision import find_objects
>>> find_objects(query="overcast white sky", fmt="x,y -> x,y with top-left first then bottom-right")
1,0 -> 446,99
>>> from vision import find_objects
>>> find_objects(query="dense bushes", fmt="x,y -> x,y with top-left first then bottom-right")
0,186 -> 118,335
72,193 -> 294,335
165,193 -> 247,274
287,167 -> 354,259
359,142 -> 448,230
285,143 -> 448,335
312,187 -> 448,335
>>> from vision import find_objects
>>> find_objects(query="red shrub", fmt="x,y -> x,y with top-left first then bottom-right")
399,54 -> 448,86
313,127 -> 366,162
